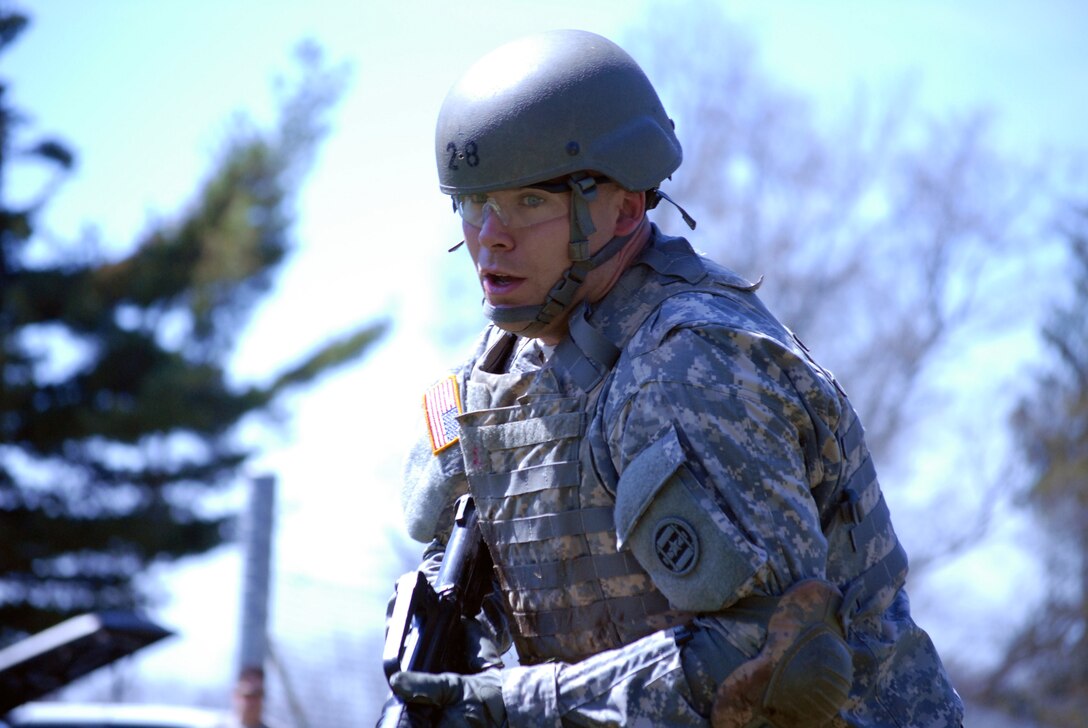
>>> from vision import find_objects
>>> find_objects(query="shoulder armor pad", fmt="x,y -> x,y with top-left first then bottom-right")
403,371 -> 473,542
615,423 -> 766,611
401,433 -> 469,542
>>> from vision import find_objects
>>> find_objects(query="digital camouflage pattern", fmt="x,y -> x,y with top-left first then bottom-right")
400,227 -> 963,726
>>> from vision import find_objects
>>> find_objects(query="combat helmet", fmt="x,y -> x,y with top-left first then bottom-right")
435,29 -> 691,335
436,28 -> 681,195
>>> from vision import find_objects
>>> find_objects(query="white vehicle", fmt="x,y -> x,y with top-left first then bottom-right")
4,702 -> 227,728
0,612 -> 225,728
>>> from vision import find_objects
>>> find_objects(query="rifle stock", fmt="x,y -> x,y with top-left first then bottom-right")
376,495 -> 492,727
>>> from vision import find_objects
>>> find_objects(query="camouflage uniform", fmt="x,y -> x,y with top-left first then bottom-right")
403,227 -> 964,726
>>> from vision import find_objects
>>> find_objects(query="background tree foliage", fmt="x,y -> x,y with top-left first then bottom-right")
628,6 -> 1037,484
974,204 -> 1088,725
4,3 -> 1069,723
0,10 -> 384,642
621,6 -> 1073,727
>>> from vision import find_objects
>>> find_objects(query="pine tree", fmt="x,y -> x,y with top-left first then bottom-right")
0,10 -> 384,641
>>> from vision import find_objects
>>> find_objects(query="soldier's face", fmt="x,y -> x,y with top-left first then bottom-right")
463,183 -> 625,343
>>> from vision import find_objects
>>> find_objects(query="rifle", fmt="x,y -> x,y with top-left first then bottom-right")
376,494 -> 494,728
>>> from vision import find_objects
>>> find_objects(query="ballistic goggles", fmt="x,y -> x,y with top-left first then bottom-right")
453,177 -> 611,229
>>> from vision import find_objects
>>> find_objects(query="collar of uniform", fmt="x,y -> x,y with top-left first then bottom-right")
550,227 -> 697,391
637,224 -> 708,284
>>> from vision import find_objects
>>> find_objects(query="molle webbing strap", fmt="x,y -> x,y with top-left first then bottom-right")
553,308 -> 622,391
830,414 -> 882,553
473,412 -> 584,451
569,309 -> 621,367
840,410 -> 866,453
829,446 -> 909,625
841,541 -> 909,627
848,454 -> 877,497
500,550 -> 645,590
470,461 -> 581,500
513,592 -> 674,637
480,506 -> 614,544
835,483 -> 887,550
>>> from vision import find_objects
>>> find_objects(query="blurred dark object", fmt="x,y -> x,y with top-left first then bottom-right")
0,611 -> 172,712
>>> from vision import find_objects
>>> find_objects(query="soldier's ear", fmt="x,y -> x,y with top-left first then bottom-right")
613,189 -> 647,236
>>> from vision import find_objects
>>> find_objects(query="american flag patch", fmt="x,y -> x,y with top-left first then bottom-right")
423,375 -> 463,454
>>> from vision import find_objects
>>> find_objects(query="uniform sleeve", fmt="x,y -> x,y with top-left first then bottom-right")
611,324 -> 830,595
501,627 -> 705,727
497,325 -> 835,726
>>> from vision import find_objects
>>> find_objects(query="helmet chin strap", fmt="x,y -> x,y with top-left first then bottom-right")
483,175 -> 645,337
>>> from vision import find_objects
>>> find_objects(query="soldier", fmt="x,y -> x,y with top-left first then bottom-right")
389,29 -> 964,727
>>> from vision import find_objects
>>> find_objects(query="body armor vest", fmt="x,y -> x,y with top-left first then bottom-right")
458,333 -> 692,663
456,230 -> 906,665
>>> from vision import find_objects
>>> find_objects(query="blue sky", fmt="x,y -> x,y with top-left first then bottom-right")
5,0 -> 1087,708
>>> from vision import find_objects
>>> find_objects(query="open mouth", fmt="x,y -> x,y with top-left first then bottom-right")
481,272 -> 528,303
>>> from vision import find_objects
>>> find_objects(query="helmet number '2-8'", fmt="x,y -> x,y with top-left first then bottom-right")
436,29 -> 692,336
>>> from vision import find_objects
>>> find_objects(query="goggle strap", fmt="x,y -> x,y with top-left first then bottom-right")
567,176 -> 598,260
